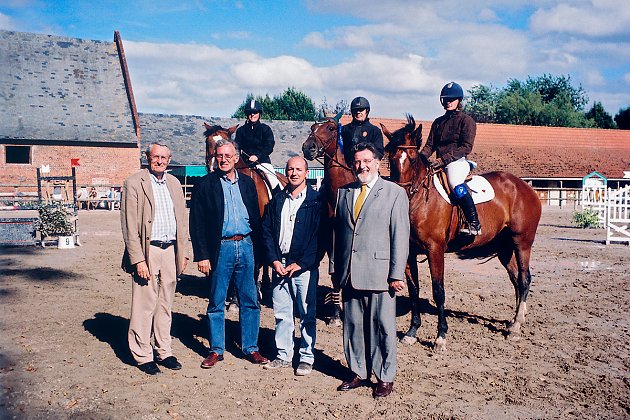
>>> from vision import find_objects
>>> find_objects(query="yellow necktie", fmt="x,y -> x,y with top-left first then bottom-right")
354,184 -> 367,220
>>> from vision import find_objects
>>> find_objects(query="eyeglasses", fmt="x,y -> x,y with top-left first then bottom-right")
215,154 -> 235,160
149,155 -> 170,162
354,158 -> 376,166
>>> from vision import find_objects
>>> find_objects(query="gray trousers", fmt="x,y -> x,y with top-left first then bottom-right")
342,285 -> 397,382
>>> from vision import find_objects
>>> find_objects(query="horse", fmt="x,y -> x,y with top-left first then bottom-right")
381,114 -> 542,352
301,115 -> 355,325
203,123 -> 288,300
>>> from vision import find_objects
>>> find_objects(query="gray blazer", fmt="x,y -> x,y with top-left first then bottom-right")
330,176 -> 409,291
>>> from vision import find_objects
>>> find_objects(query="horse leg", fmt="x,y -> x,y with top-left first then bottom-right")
401,252 -> 421,345
428,247 -> 448,352
327,286 -> 342,326
498,242 -> 532,338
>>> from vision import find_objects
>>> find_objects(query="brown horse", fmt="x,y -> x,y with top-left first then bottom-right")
203,123 -> 287,298
382,114 -> 542,351
301,115 -> 355,325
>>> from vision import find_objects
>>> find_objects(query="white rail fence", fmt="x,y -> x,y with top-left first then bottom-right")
582,185 -> 630,245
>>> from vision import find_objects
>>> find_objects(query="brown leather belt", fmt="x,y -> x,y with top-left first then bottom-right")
222,233 -> 249,241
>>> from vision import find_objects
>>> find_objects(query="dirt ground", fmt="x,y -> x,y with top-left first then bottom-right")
0,206 -> 628,419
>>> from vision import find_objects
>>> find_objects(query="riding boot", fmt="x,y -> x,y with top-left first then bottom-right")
457,190 -> 482,235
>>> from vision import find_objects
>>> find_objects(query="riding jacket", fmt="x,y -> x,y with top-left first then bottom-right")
420,110 -> 477,166
261,186 -> 322,275
341,118 -> 384,163
235,120 -> 275,164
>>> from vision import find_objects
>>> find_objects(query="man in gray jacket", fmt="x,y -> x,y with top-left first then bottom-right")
331,142 -> 409,398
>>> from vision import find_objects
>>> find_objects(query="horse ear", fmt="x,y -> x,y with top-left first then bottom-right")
333,111 -> 343,123
203,122 -> 211,129
228,124 -> 239,136
380,123 -> 393,141
413,124 -> 423,146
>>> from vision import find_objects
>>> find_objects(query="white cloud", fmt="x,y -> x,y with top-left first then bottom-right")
0,12 -> 17,30
530,1 -> 630,37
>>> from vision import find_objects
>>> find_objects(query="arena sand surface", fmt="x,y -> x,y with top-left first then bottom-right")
0,207 -> 628,419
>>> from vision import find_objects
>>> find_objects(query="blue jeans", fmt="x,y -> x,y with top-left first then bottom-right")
272,268 -> 318,364
207,236 -> 260,355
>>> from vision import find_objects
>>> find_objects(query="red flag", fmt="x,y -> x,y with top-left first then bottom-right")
71,158 -> 80,167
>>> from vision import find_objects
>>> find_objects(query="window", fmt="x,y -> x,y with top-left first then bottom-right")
5,145 -> 31,164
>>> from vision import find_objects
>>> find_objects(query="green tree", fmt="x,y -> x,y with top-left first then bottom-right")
586,101 -> 616,129
614,106 -> 630,130
464,74 -> 594,127
232,88 -> 317,121
317,97 -> 349,118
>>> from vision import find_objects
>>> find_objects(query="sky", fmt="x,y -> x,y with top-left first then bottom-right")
1,0 -> 629,120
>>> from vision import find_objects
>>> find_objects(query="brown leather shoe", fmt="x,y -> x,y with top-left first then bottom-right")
373,380 -> 393,398
246,351 -> 268,365
200,352 -> 224,369
337,375 -> 370,391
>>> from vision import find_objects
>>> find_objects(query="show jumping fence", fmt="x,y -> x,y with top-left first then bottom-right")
582,185 -> 630,245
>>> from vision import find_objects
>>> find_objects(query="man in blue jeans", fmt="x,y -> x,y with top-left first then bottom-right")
261,156 -> 322,376
190,139 -> 268,368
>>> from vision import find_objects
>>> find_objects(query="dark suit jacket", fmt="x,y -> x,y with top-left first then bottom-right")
189,171 -> 261,269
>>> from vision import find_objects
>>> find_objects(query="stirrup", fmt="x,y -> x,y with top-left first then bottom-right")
460,222 -> 482,236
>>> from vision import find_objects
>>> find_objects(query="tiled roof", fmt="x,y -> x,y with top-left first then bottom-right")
0,30 -> 137,144
139,113 -> 313,166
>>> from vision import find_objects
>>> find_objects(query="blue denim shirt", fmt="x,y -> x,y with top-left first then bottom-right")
220,171 -> 252,238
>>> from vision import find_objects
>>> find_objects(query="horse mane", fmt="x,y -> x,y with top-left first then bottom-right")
384,113 -> 416,152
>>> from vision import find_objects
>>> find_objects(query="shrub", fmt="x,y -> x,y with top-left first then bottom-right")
571,208 -> 601,228
35,203 -> 75,237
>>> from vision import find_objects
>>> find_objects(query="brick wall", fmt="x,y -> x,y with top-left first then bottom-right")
0,144 -> 140,192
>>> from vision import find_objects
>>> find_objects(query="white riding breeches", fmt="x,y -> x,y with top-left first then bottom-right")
445,157 -> 470,189
256,162 -> 280,189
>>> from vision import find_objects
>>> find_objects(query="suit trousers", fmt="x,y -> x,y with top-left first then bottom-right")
342,285 -> 397,382
128,244 -> 177,364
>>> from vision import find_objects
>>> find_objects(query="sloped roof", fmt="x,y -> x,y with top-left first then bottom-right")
355,116 -> 630,180
138,113 -> 313,166
0,30 -> 137,144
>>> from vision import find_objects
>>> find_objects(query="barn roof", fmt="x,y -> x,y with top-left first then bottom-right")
352,116 -> 630,180
138,113 -> 313,166
0,30 -> 138,144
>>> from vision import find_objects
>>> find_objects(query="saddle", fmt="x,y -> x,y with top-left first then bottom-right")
433,170 -> 495,205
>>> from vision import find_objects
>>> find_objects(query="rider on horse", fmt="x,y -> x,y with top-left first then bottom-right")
341,97 -> 384,165
420,82 -> 482,236
235,99 -> 282,195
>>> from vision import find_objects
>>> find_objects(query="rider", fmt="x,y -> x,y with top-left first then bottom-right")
420,82 -> 481,235
341,96 -> 384,165
235,99 -> 281,194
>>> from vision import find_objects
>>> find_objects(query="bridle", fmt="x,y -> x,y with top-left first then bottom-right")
307,120 -> 352,171
392,144 -> 441,200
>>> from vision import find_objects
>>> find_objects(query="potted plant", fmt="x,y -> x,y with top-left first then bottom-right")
34,203 -> 75,248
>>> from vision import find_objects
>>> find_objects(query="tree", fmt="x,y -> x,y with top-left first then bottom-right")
464,74 -> 594,127
317,97 -> 349,118
614,106 -> 630,130
232,88 -> 317,121
586,102 -> 616,129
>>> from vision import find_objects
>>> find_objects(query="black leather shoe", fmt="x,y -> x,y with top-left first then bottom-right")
138,361 -> 161,375
158,356 -> 182,370
337,375 -> 370,391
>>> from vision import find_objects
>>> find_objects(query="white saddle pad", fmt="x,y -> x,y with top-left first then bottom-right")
434,174 -> 495,204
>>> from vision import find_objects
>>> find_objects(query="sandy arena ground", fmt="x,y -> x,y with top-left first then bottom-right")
0,207 -> 628,419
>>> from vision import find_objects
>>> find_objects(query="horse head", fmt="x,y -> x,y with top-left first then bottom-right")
381,114 -> 422,185
301,112 -> 342,161
203,122 -> 238,172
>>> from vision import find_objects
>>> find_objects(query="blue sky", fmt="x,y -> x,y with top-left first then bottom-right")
1,0 -> 629,120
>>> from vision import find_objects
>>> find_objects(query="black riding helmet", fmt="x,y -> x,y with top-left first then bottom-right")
350,96 -> 370,114
440,82 -> 464,106
244,99 -> 263,115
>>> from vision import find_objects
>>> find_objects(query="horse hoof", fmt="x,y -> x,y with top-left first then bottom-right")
400,335 -> 417,345
433,337 -> 447,352
328,317 -> 342,327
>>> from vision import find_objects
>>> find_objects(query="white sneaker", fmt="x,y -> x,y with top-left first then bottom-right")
263,358 -> 291,370
295,362 -> 312,376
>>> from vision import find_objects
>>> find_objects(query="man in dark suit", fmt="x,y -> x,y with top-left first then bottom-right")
190,139 -> 268,368
331,142 -> 409,398
121,142 -> 190,375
